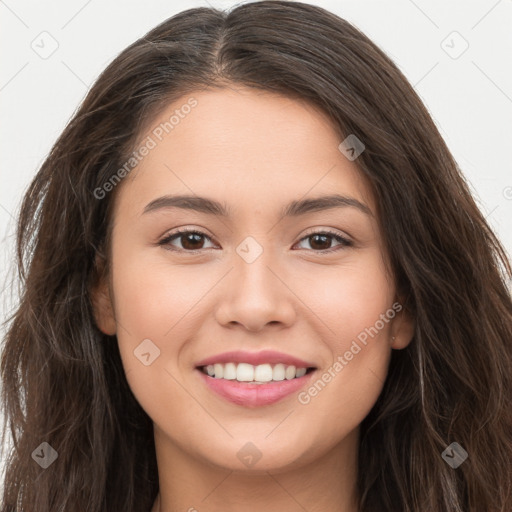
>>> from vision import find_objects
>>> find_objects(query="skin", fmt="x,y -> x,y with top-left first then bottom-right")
92,85 -> 414,512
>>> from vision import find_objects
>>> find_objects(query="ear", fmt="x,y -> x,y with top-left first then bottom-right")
389,298 -> 415,350
90,253 -> 117,336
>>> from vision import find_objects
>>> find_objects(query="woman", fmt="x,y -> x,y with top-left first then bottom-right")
1,1 -> 511,511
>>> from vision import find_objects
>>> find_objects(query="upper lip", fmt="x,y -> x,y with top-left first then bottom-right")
195,350 -> 317,369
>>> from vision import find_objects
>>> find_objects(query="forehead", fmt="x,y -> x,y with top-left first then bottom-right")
115,86 -> 375,219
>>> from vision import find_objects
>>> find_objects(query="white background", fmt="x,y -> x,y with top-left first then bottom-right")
1,0 -> 511,479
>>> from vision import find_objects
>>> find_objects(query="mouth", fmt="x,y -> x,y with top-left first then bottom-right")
197,362 -> 316,383
195,362 -> 317,407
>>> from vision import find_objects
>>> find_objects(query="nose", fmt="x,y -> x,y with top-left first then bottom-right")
214,247 -> 296,332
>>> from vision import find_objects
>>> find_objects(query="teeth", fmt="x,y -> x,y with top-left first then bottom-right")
213,363 -> 223,379
224,362 -> 237,380
255,363 -> 273,382
202,362 -> 311,382
237,362 -> 254,381
273,363 -> 285,381
296,367 -> 307,377
285,365 -> 297,379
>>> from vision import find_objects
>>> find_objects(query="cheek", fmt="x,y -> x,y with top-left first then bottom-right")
293,251 -> 394,424
112,250 -> 206,339
108,242 -> 210,393
296,250 -> 394,347
109,250 -> 206,429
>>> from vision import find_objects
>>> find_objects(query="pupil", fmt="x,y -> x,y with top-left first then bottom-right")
183,233 -> 203,250
310,234 -> 330,250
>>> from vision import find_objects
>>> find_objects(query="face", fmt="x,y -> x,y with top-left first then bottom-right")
93,85 -> 413,473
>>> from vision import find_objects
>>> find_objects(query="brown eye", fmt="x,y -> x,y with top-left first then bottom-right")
158,230 -> 215,251
295,230 -> 352,252
308,234 -> 333,251
158,229 -> 352,253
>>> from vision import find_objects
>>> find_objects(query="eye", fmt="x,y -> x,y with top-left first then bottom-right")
158,229 -> 216,252
294,229 -> 352,252
158,228 -> 352,253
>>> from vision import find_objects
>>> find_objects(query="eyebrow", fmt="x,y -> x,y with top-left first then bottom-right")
142,193 -> 373,218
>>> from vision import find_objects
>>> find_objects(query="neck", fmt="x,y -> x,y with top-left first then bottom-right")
151,425 -> 360,512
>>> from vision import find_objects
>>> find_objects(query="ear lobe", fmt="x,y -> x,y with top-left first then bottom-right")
90,255 -> 117,336
390,302 -> 415,350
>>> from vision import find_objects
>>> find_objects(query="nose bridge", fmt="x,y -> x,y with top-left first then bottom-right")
215,234 -> 295,330
233,234 -> 278,297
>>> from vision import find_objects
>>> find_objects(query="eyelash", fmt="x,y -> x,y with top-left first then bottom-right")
157,228 -> 353,254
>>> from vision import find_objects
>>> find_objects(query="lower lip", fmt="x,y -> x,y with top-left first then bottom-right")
196,368 -> 316,407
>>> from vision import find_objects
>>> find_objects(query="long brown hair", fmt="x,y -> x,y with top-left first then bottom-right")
2,2 -> 511,511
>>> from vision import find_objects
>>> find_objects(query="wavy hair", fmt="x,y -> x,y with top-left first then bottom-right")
1,1 -> 511,511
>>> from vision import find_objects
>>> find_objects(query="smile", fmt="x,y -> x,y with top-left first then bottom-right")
196,364 -> 317,407
199,362 -> 312,383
